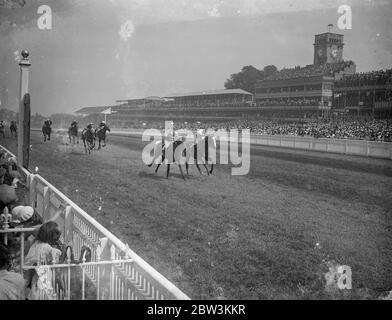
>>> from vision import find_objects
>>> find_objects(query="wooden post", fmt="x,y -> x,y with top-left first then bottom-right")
18,50 -> 31,169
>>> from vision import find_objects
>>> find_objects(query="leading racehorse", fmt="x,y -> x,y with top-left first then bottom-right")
42,119 -> 52,142
10,121 -> 17,138
81,124 -> 95,154
184,130 -> 216,176
95,121 -> 111,150
147,133 -> 187,180
148,130 -> 216,179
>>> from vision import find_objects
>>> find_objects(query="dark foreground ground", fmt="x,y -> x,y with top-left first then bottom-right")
1,131 -> 392,299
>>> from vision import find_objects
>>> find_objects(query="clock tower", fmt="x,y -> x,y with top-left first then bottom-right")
313,32 -> 344,67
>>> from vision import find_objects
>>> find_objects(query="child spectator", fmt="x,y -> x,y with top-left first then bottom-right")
24,221 -> 62,300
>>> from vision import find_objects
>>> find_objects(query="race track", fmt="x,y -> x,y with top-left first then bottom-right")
1,130 -> 392,299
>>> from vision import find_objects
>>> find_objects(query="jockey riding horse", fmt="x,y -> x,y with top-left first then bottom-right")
81,123 -> 95,154
68,120 -> 79,145
147,131 -> 187,180
0,121 -> 5,138
148,129 -> 216,179
42,119 -> 52,142
10,121 -> 17,138
95,121 -> 111,150
184,129 -> 216,176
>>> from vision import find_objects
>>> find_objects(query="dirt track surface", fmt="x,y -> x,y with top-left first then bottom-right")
1,131 -> 392,299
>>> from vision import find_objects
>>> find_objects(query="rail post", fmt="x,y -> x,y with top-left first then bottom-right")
17,50 -> 31,169
64,206 -> 74,244
42,186 -> 50,222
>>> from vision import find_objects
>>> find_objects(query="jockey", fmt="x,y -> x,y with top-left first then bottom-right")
82,123 -> 94,137
98,121 -> 110,131
71,120 -> 78,127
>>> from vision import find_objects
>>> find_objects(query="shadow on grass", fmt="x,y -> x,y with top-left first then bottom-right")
138,170 -> 189,181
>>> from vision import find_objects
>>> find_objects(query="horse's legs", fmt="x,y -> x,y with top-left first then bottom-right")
178,164 -> 186,180
209,163 -> 214,175
185,162 -> 189,175
166,164 -> 170,178
203,163 -> 210,176
155,163 -> 161,173
83,139 -> 88,153
195,163 -> 203,175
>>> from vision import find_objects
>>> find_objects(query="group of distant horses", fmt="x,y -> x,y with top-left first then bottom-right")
42,120 -> 111,154
0,120 -> 18,139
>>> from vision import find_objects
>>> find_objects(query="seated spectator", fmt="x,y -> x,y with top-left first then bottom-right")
0,244 -> 26,300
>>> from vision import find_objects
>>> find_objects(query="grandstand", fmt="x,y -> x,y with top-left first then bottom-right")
333,69 -> 392,118
73,30 -> 391,125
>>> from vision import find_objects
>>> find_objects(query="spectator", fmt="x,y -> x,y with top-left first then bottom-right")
24,221 -> 62,300
0,244 -> 26,300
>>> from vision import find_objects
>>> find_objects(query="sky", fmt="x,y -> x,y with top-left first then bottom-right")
0,0 -> 391,115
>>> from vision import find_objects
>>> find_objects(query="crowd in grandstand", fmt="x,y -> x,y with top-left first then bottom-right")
216,119 -> 392,141
130,118 -> 392,142
257,97 -> 325,107
266,61 -> 354,80
335,69 -> 392,87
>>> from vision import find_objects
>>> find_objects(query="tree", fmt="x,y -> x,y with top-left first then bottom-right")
224,64 -> 278,93
0,0 -> 26,9
263,65 -> 278,78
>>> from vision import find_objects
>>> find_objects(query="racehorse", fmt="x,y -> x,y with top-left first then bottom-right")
10,121 -> 17,138
95,123 -> 111,150
68,122 -> 79,145
184,132 -> 216,176
81,125 -> 95,154
42,119 -> 52,142
0,121 -> 5,138
148,137 -> 187,180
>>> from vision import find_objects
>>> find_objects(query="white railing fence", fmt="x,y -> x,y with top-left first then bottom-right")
247,134 -> 392,159
34,128 -> 392,160
0,145 -> 190,300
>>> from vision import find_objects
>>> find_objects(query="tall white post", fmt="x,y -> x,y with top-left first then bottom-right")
18,50 -> 31,167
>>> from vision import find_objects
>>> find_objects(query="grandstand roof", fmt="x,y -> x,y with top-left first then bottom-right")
75,106 -> 113,114
164,89 -> 253,98
116,96 -> 166,103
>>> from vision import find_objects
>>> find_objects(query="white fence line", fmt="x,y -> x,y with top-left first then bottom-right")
248,134 -> 392,160
33,128 -> 392,160
0,144 -> 190,300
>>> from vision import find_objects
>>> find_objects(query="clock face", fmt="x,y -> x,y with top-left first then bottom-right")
318,49 -> 324,57
331,49 -> 338,58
